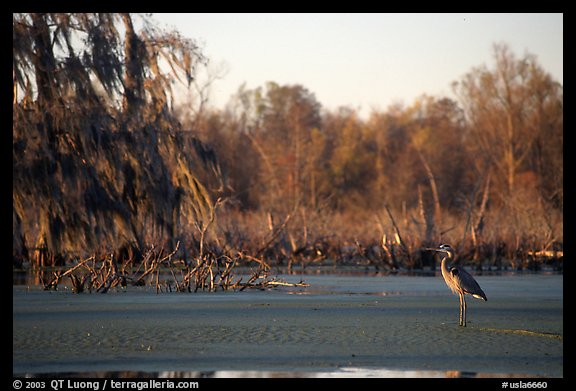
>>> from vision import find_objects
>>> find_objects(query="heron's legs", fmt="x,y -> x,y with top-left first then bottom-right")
462,295 -> 467,327
458,293 -> 467,327
458,293 -> 463,326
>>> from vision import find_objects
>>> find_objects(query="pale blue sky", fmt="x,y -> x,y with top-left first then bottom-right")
152,13 -> 563,116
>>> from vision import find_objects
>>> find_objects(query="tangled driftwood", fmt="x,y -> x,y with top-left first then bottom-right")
42,241 -> 309,294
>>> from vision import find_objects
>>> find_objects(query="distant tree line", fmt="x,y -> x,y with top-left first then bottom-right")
175,44 -> 562,269
13,13 -> 562,271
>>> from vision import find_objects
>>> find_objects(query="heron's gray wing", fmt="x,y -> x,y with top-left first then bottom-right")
449,266 -> 487,301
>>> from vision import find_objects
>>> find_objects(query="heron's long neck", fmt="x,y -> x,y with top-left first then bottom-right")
440,255 -> 451,279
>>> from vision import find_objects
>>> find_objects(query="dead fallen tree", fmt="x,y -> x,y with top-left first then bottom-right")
42,241 -> 309,294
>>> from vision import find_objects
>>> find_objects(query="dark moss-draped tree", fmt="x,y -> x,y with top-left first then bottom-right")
13,13 -> 224,265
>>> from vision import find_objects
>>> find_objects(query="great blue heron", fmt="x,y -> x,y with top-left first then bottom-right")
426,244 -> 487,327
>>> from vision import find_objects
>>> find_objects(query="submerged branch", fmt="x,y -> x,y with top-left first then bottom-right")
45,240 -> 308,294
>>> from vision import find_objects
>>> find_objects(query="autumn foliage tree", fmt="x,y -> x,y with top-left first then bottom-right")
224,82 -> 322,212
454,43 -> 563,201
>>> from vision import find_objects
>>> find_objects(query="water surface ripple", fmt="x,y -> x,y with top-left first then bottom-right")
13,274 -> 563,377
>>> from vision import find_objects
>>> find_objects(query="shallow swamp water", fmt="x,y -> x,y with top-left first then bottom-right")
13,272 -> 563,377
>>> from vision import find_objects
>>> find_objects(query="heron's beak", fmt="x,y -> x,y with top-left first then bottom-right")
423,247 -> 450,255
